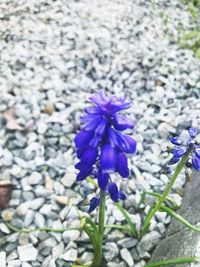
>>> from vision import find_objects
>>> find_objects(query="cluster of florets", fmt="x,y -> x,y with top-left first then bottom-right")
74,90 -> 137,212
169,127 -> 200,171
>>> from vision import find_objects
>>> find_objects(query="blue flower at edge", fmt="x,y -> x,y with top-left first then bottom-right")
169,127 -> 200,171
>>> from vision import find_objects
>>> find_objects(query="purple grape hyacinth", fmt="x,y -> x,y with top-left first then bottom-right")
169,127 -> 200,171
74,90 -> 137,212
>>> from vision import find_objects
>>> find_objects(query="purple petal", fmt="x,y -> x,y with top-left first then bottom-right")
172,147 -> 187,158
188,127 -> 198,139
89,90 -> 108,107
83,118 -> 101,131
113,115 -> 135,131
80,114 -> 100,123
192,156 -> 200,171
89,119 -> 107,147
74,130 -> 93,149
195,147 -> 200,158
97,169 -> 109,190
76,168 -> 92,181
75,147 -> 98,170
108,183 -> 119,202
110,97 -> 131,113
100,144 -> 117,171
115,152 -> 129,178
88,197 -> 100,213
108,127 -> 118,148
116,133 -> 137,154
85,106 -> 100,115
168,156 -> 180,165
89,135 -> 101,147
119,191 -> 126,200
95,118 -> 108,136
169,136 -> 182,146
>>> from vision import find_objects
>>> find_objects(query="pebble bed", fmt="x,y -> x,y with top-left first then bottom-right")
0,0 -> 200,267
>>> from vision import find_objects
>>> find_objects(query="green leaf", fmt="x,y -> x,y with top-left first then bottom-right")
144,256 -> 200,267
144,191 -> 180,209
195,48 -> 200,58
160,205 -> 200,232
115,202 -> 138,237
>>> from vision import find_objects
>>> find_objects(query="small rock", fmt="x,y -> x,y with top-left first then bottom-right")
55,196 -> 69,205
81,252 -> 93,263
0,223 -> 10,234
52,243 -> 64,259
104,242 -> 119,261
1,209 -> 14,221
61,173 -> 76,188
37,121 -> 48,134
34,212 -> 45,228
118,237 -> 137,248
140,231 -> 161,251
45,174 -> 53,190
22,263 -> 32,267
62,248 -> 77,262
120,248 -> 134,267
28,172 -> 43,185
136,243 -> 151,259
7,251 -> 18,261
18,244 -> 38,261
19,233 -> 29,245
7,260 -> 21,267
31,198 -> 45,210
0,251 -> 6,267
62,230 -> 80,242
24,210 -> 35,227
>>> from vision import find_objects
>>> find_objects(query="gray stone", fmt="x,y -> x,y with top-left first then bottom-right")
0,223 -> 10,234
61,173 -> 76,187
104,242 -> 119,261
62,230 -> 80,242
52,243 -> 64,259
120,248 -> 134,267
62,248 -> 77,262
7,251 -> 18,261
24,210 -> 35,227
31,198 -> 45,210
140,231 -> 161,251
7,260 -> 21,267
18,244 -> 38,261
28,172 -> 43,185
117,237 -> 138,248
34,212 -> 45,228
0,251 -> 6,267
81,252 -> 93,263
149,173 -> 200,266
19,233 -> 29,245
22,263 -> 32,267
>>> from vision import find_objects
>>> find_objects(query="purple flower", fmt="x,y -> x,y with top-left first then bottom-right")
88,197 -> 100,213
74,90 -> 137,212
169,127 -> 200,171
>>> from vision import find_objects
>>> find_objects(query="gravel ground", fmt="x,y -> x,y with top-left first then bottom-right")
0,0 -> 200,266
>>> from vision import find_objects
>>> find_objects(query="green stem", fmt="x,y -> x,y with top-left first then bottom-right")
160,205 -> 200,232
144,256 -> 200,267
115,202 -> 138,237
105,224 -> 132,233
6,223 -> 81,233
6,222 -> 130,234
91,190 -> 106,267
140,152 -> 190,237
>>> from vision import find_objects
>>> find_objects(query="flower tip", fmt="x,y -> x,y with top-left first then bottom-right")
188,127 -> 198,139
169,136 -> 182,146
88,197 -> 100,213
